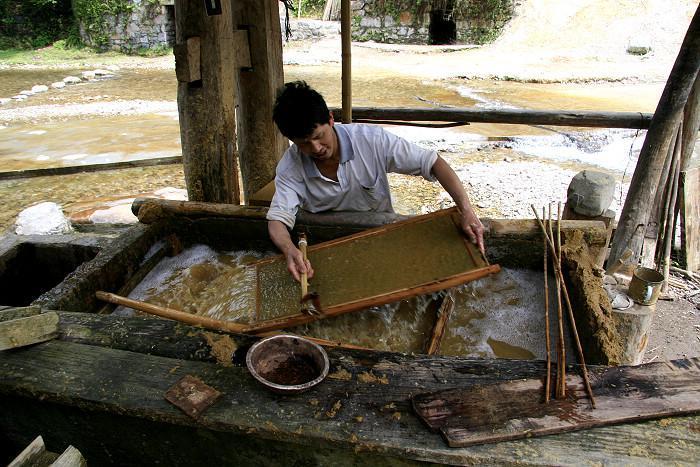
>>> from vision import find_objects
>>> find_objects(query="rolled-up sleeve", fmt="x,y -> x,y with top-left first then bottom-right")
378,127 -> 438,181
266,154 -> 304,229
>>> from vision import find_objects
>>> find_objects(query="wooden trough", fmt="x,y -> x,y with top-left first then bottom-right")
1,202 -> 699,465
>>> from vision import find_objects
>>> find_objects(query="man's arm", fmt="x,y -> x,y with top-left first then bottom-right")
431,156 -> 485,254
268,220 -> 314,282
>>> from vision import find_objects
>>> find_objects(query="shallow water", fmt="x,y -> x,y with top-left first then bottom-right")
120,245 -> 575,361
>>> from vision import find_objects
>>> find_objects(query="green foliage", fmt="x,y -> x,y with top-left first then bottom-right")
0,0 -> 74,49
72,0 -> 135,50
132,44 -> 171,57
295,0 -> 327,19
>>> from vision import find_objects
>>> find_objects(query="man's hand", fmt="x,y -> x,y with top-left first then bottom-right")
269,220 -> 315,282
459,208 -> 485,255
285,246 -> 315,282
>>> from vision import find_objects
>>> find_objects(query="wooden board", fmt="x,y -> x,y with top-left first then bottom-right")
412,358 -> 700,448
252,208 -> 499,324
2,311 -> 700,465
680,167 -> 700,271
0,312 -> 59,350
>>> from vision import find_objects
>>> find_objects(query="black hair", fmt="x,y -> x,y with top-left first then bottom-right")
273,81 -> 330,139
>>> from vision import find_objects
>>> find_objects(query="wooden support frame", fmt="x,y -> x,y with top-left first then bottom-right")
425,291 -> 455,355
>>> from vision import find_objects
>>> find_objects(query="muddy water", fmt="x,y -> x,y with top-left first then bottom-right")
122,245 -> 575,361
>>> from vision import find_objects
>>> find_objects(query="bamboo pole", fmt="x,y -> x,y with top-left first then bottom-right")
531,205 -> 596,408
95,291 -> 369,351
556,202 -> 566,399
609,5 -> 700,267
328,107 -> 654,129
340,0 -> 352,124
660,124 -> 684,291
548,205 -> 565,399
543,207 -> 552,403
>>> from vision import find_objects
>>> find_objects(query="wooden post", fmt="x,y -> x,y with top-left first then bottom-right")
680,75 -> 700,271
175,0 -> 240,204
341,0 -> 352,123
608,5 -> 700,267
680,73 -> 700,172
234,0 -> 288,201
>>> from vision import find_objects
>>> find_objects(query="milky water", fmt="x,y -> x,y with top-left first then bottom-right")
117,244 -> 575,360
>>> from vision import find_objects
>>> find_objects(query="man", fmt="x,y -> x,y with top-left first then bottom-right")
268,81 -> 485,281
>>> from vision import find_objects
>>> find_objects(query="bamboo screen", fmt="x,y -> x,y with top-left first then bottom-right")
251,207 -> 499,323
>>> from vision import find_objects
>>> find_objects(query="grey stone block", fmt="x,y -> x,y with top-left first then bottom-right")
567,170 -> 616,217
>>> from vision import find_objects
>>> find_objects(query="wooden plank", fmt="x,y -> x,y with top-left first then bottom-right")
328,107 -> 654,129
249,208 -> 500,332
425,292 -> 455,355
0,312 -> 59,350
412,358 -> 700,448
51,446 -> 86,467
0,305 -> 42,322
680,167 -> 700,271
1,340 -> 699,465
7,435 -> 45,467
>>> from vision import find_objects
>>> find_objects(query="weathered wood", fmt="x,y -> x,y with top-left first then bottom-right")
0,312 -> 58,350
174,36 -> 201,83
609,5 -> 700,267
0,305 -> 42,322
328,107 -> 654,129
1,340 -> 699,466
412,358 -> 700,448
7,435 -> 45,467
232,30 -> 252,69
51,446 -> 86,467
611,303 -> 654,365
680,72 -> 700,172
234,0 -> 287,200
0,156 -> 182,181
132,198 -> 268,223
341,0 -> 351,124
425,292 -> 454,355
175,0 -> 240,204
681,166 -> 700,271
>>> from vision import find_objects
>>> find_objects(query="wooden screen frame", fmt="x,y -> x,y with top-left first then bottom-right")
244,207 -> 500,334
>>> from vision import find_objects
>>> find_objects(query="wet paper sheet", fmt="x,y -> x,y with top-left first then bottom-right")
250,207 -> 500,325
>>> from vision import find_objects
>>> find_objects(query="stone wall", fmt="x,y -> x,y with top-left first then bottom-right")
79,1 -> 175,51
351,0 -> 515,45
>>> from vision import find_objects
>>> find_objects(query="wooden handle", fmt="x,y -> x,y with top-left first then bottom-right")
298,234 -> 308,298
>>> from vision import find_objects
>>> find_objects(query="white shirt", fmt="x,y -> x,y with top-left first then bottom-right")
267,123 -> 438,228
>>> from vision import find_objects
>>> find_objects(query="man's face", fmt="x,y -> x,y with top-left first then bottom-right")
291,114 -> 336,162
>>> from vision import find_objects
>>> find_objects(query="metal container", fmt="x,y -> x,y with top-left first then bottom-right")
246,334 -> 329,394
627,267 -> 664,306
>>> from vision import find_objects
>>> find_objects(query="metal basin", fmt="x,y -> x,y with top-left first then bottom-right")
246,334 -> 329,394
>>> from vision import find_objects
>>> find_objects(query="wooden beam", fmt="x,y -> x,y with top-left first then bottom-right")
0,156 -> 182,181
132,198 -> 268,223
609,5 -> 700,266
234,0 -> 287,201
0,312 -> 59,350
329,107 -> 654,129
174,36 -> 201,83
175,0 -> 240,204
341,0 -> 352,123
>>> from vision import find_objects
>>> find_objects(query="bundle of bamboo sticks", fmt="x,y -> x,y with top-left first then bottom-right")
531,203 -> 596,408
